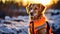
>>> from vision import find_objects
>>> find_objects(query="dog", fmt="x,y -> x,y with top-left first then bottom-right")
26,4 -> 51,34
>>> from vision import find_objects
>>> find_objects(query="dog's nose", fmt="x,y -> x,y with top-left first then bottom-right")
30,12 -> 33,16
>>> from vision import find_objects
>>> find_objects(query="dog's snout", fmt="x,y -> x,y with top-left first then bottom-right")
30,10 -> 34,12
30,10 -> 34,16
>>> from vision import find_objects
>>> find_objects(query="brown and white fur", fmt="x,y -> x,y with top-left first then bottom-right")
26,4 -> 46,21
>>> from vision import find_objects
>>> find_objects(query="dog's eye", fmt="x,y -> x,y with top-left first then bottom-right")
34,7 -> 38,10
28,7 -> 32,11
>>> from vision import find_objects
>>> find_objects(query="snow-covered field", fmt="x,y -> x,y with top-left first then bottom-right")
45,9 -> 60,33
0,16 -> 29,34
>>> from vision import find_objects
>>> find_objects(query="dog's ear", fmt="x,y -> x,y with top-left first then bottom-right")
38,4 -> 45,15
39,4 -> 45,12
26,6 -> 29,14
26,3 -> 31,14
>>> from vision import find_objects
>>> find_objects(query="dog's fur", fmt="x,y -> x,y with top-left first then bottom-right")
26,4 -> 45,21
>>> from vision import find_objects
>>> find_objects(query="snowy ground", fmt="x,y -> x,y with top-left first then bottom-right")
45,9 -> 60,33
0,16 -> 29,34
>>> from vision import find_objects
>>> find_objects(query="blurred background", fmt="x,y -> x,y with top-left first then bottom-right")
45,1 -> 60,34
0,0 -> 29,34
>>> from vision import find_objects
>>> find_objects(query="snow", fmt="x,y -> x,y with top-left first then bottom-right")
0,16 -> 29,34
45,9 -> 60,32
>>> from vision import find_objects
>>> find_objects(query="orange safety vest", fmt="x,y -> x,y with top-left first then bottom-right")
29,16 -> 47,34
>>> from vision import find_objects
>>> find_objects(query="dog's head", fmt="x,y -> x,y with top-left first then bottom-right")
26,4 -> 45,20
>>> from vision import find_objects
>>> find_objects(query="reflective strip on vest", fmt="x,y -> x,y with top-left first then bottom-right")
29,23 -> 47,29
35,23 -> 47,29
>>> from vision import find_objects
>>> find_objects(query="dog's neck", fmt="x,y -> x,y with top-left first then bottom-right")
31,14 -> 43,21
30,15 -> 45,22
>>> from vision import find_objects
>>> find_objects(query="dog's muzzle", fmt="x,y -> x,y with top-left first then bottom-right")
30,12 -> 34,16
